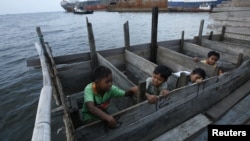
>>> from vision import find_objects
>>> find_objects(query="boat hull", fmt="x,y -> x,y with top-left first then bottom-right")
168,0 -> 226,12
60,0 -> 109,12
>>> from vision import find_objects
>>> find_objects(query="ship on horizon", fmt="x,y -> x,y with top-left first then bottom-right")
60,0 -> 228,12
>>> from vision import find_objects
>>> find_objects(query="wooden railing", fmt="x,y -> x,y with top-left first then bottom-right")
31,42 -> 52,141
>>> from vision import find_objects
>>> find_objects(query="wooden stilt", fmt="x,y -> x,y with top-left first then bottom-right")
86,17 -> 98,70
197,19 -> 204,46
209,31 -> 213,40
180,31 -> 184,52
124,21 -> 130,50
150,7 -> 158,63
220,26 -> 226,41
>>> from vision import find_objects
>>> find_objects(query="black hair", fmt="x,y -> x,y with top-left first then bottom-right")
208,51 -> 220,59
93,66 -> 112,81
191,68 -> 206,79
153,65 -> 172,80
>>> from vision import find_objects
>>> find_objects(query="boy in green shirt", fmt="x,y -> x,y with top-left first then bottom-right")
82,66 -> 137,128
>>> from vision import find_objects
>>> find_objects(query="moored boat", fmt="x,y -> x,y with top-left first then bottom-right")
168,0 -> 228,12
29,5 -> 250,141
73,7 -> 94,14
61,0 -> 108,12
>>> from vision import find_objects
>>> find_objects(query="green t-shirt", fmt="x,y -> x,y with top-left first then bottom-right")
82,82 -> 125,121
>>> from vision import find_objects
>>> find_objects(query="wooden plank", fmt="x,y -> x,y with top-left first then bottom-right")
59,72 -> 91,95
125,50 -> 157,76
213,7 -> 250,12
210,11 -> 250,19
126,62 -> 150,85
201,38 -> 244,55
215,94 -> 250,124
27,52 -> 90,67
157,46 -> 217,77
205,80 -> 250,120
32,43 -> 52,141
152,114 -> 211,141
225,32 -> 250,41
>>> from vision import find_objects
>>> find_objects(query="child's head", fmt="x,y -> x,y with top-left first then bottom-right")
207,51 -> 220,66
93,66 -> 113,92
152,65 -> 172,87
190,68 -> 206,83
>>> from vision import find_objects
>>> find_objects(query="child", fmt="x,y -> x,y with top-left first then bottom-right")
81,66 -> 137,128
145,65 -> 172,104
188,68 -> 206,85
194,50 -> 223,74
173,68 -> 206,86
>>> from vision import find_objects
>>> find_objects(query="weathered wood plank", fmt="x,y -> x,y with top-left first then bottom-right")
125,50 -> 156,76
213,7 -> 250,12
152,114 -> 211,141
210,11 -> 250,19
27,52 -> 90,67
205,80 -> 250,120
225,32 -> 250,41
200,38 -> 244,55
215,94 -> 250,124
32,43 -> 52,141
157,46 -> 217,77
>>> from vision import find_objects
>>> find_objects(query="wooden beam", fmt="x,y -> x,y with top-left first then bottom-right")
31,43 -> 52,141
180,31 -> 184,52
150,7 -> 158,63
197,19 -> 204,46
125,50 -> 157,76
86,17 -> 98,69
124,21 -> 130,50
153,114 -> 211,141
205,80 -> 250,120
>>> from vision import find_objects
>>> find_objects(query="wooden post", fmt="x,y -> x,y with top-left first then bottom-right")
137,81 -> 146,103
150,7 -> 158,63
86,17 -> 98,69
220,26 -> 226,41
36,27 -> 49,57
197,19 -> 204,46
124,21 -> 130,50
236,53 -> 243,67
176,72 -> 188,88
209,31 -> 213,40
180,31 -> 184,52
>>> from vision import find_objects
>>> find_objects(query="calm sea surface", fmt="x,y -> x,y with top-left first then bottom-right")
0,11 -> 214,141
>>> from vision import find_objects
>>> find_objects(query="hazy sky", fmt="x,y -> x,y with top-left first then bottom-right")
1,0 -> 64,15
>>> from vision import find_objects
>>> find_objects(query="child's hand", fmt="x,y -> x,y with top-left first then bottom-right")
160,90 -> 170,97
195,78 -> 203,84
106,115 -> 117,129
147,94 -> 158,104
